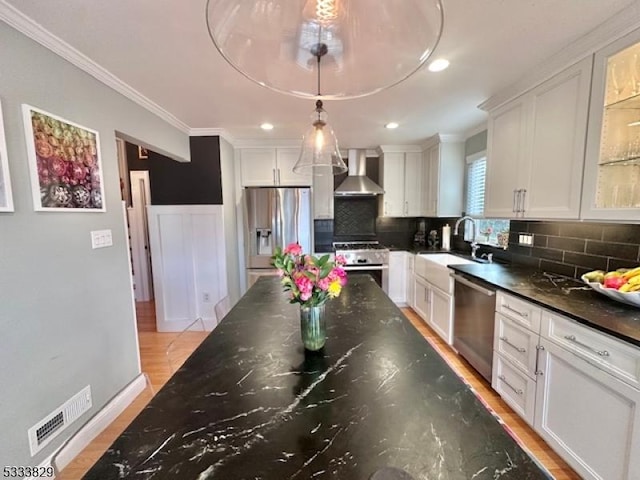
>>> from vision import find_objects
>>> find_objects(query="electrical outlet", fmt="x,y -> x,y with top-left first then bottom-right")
203,292 -> 211,303
91,229 -> 113,249
518,233 -> 534,246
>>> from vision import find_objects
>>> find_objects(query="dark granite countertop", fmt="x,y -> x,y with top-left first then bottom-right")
84,276 -> 550,480
449,263 -> 640,347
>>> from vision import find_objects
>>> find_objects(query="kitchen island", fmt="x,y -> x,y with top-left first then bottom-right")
83,275 -> 550,479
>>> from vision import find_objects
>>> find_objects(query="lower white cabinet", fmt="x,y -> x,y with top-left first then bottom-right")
406,254 -> 415,309
534,338 -> 640,480
413,276 -> 431,323
490,292 -> 640,480
429,285 -> 453,345
492,354 -> 537,426
412,271 -> 454,345
388,251 -> 407,305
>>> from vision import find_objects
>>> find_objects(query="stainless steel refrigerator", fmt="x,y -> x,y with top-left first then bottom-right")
244,187 -> 312,287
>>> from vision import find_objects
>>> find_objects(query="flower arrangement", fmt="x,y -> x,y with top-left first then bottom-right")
271,243 -> 347,307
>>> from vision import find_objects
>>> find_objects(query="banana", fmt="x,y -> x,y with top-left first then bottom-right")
630,284 -> 640,292
619,282 -> 633,292
628,275 -> 640,285
622,266 -> 640,280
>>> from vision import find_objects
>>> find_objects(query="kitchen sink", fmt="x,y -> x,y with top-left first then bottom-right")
415,254 -> 476,293
417,253 -> 476,267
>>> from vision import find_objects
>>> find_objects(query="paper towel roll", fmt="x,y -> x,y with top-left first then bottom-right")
442,224 -> 451,251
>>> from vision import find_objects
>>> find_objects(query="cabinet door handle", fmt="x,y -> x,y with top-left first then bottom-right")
512,189 -> 518,213
502,304 -> 529,318
564,335 -> 610,357
499,336 -> 526,353
277,169 -> 281,185
405,200 -> 408,215
520,189 -> 527,215
498,375 -> 524,396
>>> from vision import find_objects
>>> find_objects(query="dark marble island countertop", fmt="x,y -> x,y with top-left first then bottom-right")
84,276 -> 550,480
449,263 -> 640,347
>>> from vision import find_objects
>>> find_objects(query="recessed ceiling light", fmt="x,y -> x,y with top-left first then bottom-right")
385,122 -> 399,129
428,58 -> 450,72
260,123 -> 274,130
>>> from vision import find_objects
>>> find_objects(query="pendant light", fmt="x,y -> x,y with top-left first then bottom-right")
205,0 -> 444,99
293,43 -> 347,175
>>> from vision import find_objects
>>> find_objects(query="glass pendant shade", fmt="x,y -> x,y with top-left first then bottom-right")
294,100 -> 347,175
206,0 -> 444,99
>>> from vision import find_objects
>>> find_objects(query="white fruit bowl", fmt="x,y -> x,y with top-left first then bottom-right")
581,275 -> 640,308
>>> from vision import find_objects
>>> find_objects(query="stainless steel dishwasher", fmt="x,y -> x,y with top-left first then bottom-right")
452,273 -> 496,382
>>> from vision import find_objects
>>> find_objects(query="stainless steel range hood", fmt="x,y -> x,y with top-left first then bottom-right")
334,149 -> 384,196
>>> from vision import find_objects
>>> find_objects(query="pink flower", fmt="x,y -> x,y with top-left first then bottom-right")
334,254 -> 347,266
300,291 -> 312,301
333,267 -> 348,286
318,277 -> 330,291
295,275 -> 313,295
284,243 -> 303,256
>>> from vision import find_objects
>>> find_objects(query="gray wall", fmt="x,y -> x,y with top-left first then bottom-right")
0,22 -> 190,467
465,129 -> 487,157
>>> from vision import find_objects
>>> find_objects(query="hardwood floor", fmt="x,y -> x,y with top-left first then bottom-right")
58,303 -> 580,479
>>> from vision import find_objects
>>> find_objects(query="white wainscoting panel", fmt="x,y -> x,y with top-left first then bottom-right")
148,205 -> 226,332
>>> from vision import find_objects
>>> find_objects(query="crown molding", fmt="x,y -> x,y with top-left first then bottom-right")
377,144 -> 423,154
479,2 -> 640,112
420,133 -> 465,150
189,128 -> 236,144
0,1 -> 190,133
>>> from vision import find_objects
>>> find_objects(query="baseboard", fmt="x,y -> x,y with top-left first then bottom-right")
42,373 -> 149,478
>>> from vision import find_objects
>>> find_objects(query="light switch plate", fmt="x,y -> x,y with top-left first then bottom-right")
91,229 -> 113,249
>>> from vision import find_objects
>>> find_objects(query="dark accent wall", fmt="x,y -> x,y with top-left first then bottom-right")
125,136 -> 222,205
508,220 -> 640,278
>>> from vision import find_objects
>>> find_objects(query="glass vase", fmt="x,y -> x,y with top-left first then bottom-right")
300,304 -> 326,351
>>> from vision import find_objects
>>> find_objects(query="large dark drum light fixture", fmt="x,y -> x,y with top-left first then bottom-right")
206,0 -> 444,173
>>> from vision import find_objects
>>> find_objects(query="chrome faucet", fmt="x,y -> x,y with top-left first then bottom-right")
453,216 -> 479,259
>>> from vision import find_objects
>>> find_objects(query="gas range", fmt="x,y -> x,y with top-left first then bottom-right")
333,241 -> 389,266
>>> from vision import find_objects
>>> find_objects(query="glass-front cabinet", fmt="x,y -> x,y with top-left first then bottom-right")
582,29 -> 640,220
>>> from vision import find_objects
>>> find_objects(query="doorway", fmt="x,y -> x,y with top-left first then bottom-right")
116,138 -> 154,305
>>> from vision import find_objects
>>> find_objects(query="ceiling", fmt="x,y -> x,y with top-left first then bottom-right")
3,0 -> 637,148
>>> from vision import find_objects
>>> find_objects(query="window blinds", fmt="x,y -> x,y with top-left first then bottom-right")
466,158 -> 486,215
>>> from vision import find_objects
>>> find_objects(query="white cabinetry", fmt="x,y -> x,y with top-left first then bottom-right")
485,57 -> 592,219
388,251 -> 407,305
240,148 -> 312,187
581,28 -> 640,221
421,135 -> 465,217
492,292 -> 541,426
378,147 -> 422,217
313,173 -> 334,219
535,313 -> 640,480
490,290 -> 640,480
412,255 -> 457,344
406,253 -> 415,309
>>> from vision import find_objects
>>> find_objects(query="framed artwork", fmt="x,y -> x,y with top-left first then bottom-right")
0,99 -> 14,212
138,146 -> 148,159
22,105 -> 105,212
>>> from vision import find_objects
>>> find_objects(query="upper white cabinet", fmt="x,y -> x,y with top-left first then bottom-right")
582,28 -> 640,221
313,172 -> 334,219
421,135 -> 465,217
240,148 -> 312,187
378,146 -> 422,217
485,57 -> 592,219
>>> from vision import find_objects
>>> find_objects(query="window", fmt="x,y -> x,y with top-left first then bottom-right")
464,151 -> 509,248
